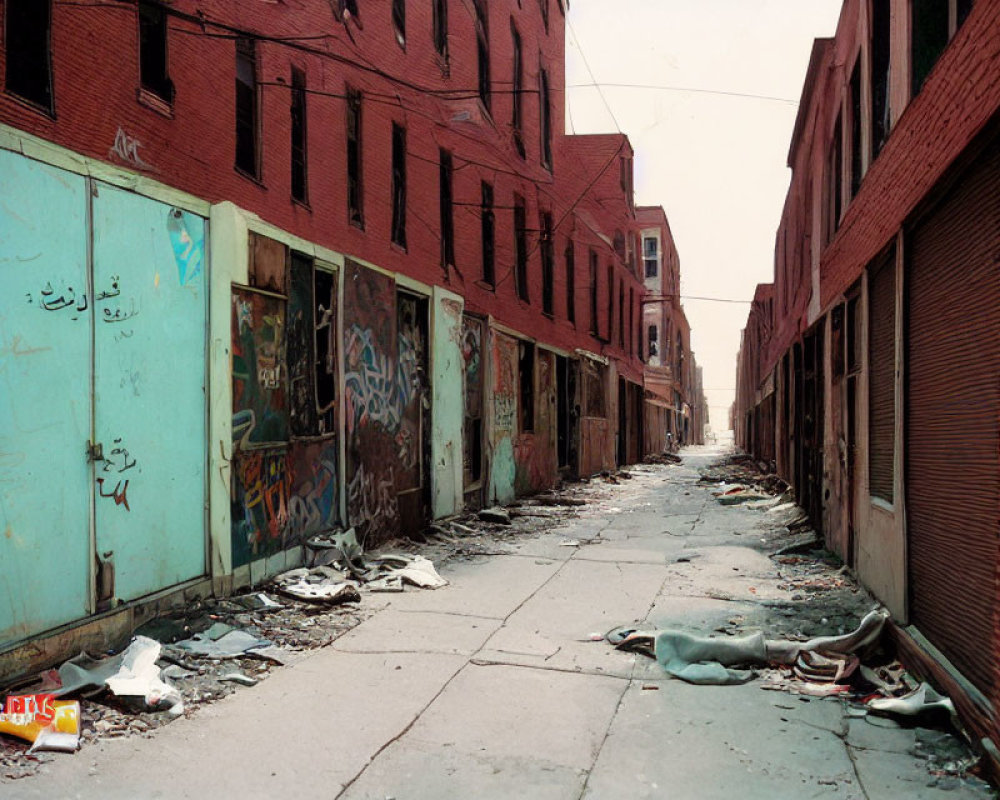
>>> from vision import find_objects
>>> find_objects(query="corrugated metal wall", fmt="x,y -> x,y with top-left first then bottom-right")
906,137 -> 1000,698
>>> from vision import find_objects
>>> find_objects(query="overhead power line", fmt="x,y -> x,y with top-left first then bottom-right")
566,18 -> 621,133
567,82 -> 798,106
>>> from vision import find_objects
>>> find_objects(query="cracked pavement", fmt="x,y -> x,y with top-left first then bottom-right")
5,446 -> 993,799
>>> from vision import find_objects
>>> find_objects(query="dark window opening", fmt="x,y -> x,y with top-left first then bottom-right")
539,66 -> 552,169
565,241 -> 576,324
635,294 -> 642,359
511,23 -> 524,158
846,294 -> 860,374
833,111 -> 844,222
643,236 -> 658,278
648,325 -> 658,358
620,157 -> 634,211
629,288 -> 635,356
871,0 -> 891,160
606,264 -> 614,342
235,38 -> 259,177
474,0 -> 490,113
433,0 -> 448,57
538,0 -> 549,32
391,123 -> 407,248
541,212 -> 554,315
850,59 -> 863,198
291,68 -> 308,203
139,1 -> 173,103
519,341 -> 535,432
339,0 -> 359,20
514,195 -> 528,302
613,230 -> 626,261
957,0 -> 974,26
589,249 -> 598,335
439,149 -> 455,268
347,87 -> 364,228
392,0 -> 406,47
912,0 -> 949,96
314,268 -> 337,429
618,280 -> 625,348
481,181 -> 495,285
5,0 -> 53,111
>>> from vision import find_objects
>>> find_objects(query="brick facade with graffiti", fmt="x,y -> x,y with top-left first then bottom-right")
0,0 -> 708,669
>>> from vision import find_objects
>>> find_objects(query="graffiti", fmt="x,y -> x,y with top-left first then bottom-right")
109,127 -> 152,171
344,323 -> 418,434
97,477 -> 130,511
287,441 -> 338,540
236,449 -> 290,539
120,368 -> 141,396
102,438 -> 138,473
494,395 -> 516,432
166,209 -> 204,286
96,276 -> 121,302
347,461 -> 397,542
25,281 -> 88,319
102,298 -> 140,324
232,290 -> 289,444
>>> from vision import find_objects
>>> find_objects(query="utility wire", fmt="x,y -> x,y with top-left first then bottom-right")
567,82 -> 798,106
566,17 -> 621,133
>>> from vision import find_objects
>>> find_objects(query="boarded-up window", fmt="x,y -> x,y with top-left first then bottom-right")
868,247 -> 896,503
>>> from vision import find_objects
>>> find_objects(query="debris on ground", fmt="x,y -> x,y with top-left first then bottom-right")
644,452 -> 683,465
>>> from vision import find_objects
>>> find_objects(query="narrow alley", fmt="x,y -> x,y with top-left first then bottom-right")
4,448 -> 989,799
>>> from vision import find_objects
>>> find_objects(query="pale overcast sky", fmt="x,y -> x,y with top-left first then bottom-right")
565,0 -> 843,432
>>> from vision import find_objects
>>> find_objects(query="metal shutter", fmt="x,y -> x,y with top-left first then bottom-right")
868,248 -> 896,503
906,137 -> 1000,698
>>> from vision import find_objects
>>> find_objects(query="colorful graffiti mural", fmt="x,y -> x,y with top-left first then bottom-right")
232,290 -> 289,445
343,260 -> 400,544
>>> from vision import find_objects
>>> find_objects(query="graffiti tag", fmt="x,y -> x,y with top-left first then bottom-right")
109,127 -> 152,171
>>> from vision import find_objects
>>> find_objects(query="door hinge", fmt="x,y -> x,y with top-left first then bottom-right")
87,441 -> 104,462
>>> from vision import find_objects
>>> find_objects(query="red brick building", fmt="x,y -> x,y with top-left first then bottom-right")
0,0 -> 696,673
734,0 -> 1000,767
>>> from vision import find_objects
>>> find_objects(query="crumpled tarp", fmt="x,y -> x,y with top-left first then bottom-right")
613,608 -> 889,686
173,624 -> 274,659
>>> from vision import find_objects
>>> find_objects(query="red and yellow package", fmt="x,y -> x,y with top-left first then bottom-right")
0,693 -> 81,753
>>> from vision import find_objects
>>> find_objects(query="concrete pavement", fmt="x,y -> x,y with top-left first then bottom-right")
5,446 -> 992,799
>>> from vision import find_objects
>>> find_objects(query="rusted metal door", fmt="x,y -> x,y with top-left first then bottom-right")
906,136 -> 1000,698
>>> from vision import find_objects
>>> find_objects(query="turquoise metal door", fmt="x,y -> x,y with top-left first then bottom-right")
91,183 -> 207,603
0,151 -> 92,643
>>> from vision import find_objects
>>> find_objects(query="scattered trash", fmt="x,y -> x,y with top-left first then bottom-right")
0,695 -> 80,754
368,554 -> 448,589
559,539 -> 581,547
277,579 -> 361,606
218,672 -> 258,687
55,636 -> 183,715
173,629 -> 273,660
477,507 -> 512,525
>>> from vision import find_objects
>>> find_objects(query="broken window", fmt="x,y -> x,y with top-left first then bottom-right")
643,236 -> 658,278
347,87 -> 364,228
514,194 -> 528,302
291,68 -> 308,204
539,65 -> 552,170
139,1 -> 173,103
541,212 -> 554,315
648,325 -> 658,358
235,38 -> 259,177
481,181 -> 495,286
391,123 -> 407,248
518,341 -> 535,433
911,0 -> 949,96
850,58 -> 863,199
392,0 -> 405,47
870,0 -> 891,160
5,0 -> 53,112
433,0 -> 448,59
511,22 -> 524,158
439,149 -> 455,269
565,241 -> 576,325
473,0 -> 490,113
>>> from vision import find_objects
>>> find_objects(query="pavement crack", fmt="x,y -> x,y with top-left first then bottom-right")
577,675 -> 632,800
844,744 -> 873,800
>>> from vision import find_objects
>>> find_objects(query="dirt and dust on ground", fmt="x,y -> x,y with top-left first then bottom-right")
0,450 -> 993,793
